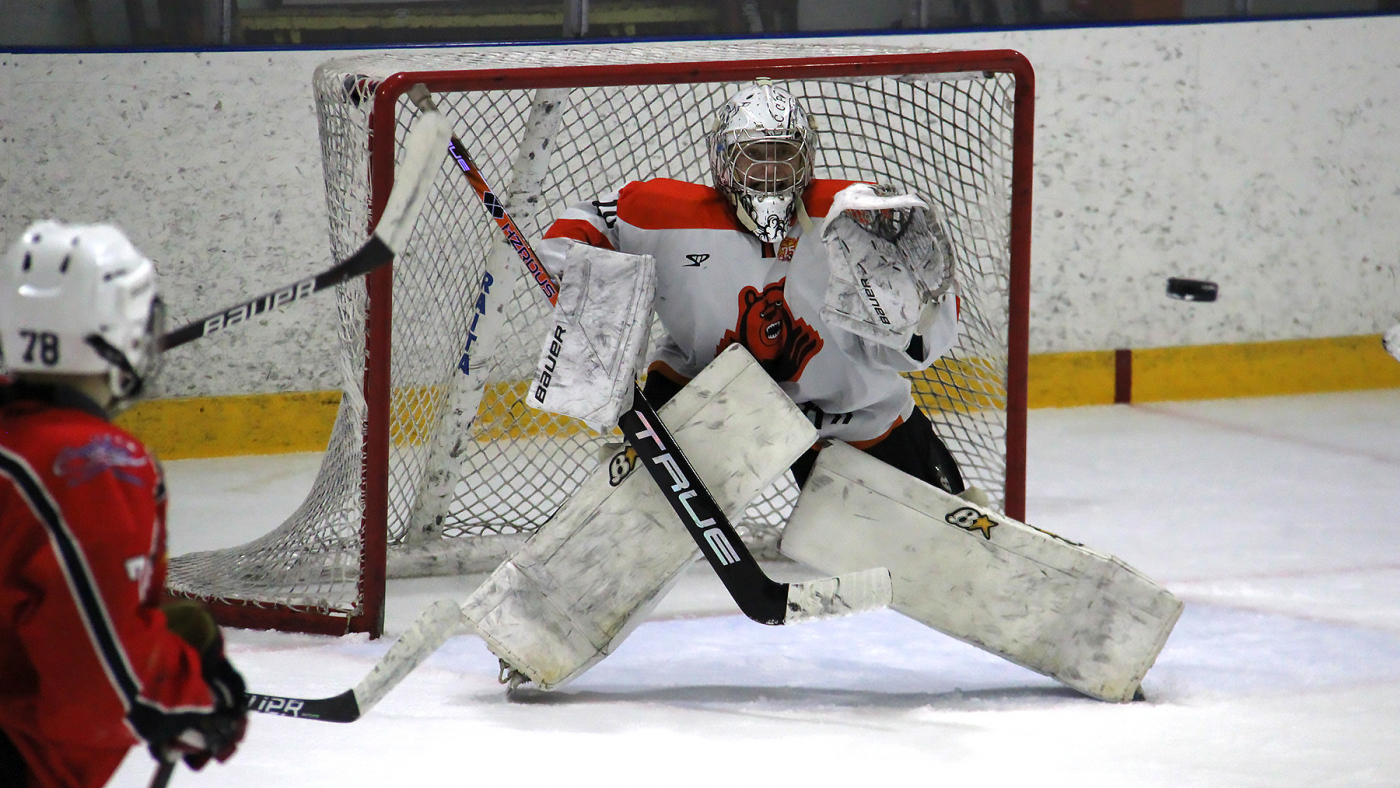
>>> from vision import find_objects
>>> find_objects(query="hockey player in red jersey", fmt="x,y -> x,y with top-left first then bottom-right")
539,79 -> 970,495
0,221 -> 247,788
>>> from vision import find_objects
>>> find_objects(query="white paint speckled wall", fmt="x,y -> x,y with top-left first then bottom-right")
1,50 -> 336,397
923,18 -> 1400,353
3,17 -> 1398,398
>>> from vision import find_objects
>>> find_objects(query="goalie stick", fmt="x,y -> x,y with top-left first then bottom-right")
410,85 -> 892,626
158,105 -> 452,351
246,599 -> 465,722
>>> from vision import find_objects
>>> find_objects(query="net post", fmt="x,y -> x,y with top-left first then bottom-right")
1004,53 -> 1035,523
355,77 -> 412,639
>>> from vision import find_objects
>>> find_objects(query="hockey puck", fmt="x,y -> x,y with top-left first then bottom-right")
1166,277 -> 1218,302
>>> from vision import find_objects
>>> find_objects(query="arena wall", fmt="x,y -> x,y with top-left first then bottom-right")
2,17 -> 1397,455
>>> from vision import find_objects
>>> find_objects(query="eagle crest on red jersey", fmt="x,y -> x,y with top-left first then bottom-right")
717,278 -> 822,383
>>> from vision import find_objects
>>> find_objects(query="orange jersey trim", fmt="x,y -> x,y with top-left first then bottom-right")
557,178 -> 865,235
801,179 -> 861,219
645,360 -> 692,386
543,218 -> 615,250
846,414 -> 904,450
616,180 -> 741,231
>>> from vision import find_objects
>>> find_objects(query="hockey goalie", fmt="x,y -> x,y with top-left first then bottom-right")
460,79 -> 1181,703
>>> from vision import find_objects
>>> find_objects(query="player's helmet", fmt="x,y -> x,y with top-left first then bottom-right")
0,221 -> 164,404
708,79 -> 815,244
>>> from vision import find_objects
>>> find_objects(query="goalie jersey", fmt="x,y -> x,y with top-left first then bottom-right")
540,178 -> 958,445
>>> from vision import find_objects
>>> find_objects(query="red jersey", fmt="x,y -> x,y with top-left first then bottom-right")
0,384 -> 216,788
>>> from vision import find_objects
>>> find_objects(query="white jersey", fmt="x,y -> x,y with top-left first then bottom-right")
539,178 -> 957,444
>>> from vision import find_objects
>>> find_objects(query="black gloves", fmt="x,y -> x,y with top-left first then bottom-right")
156,600 -> 249,770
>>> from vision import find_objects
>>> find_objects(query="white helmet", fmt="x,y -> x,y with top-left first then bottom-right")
708,79 -> 815,244
0,221 -> 163,403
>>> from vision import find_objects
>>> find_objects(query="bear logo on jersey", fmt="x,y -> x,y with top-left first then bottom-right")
717,278 -> 823,383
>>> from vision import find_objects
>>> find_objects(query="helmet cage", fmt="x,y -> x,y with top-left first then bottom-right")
708,81 -> 815,243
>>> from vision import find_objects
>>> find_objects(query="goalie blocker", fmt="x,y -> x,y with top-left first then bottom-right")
525,242 -> 656,432
781,442 -> 1182,703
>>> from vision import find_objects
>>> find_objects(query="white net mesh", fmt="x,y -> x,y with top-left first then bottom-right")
166,43 -> 1027,632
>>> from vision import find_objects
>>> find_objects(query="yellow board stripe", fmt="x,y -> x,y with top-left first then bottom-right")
116,333 -> 1400,459
383,380 -> 595,447
472,380 -> 593,441
1028,349 -> 1119,409
114,390 -> 342,460
1132,335 -> 1400,402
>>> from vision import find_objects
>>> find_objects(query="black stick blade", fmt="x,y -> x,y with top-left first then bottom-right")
246,689 -> 361,723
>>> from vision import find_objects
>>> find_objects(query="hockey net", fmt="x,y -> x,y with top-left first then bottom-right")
166,43 -> 1033,637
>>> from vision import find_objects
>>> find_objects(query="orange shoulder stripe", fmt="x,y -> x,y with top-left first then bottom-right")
801,179 -> 863,219
617,179 -> 742,231
543,218 -> 615,250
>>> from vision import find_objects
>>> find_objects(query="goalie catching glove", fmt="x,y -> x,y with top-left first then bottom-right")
526,242 -> 656,432
820,183 -> 956,351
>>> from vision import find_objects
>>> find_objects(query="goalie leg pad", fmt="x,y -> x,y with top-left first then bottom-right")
779,442 -> 1182,703
464,345 -> 818,689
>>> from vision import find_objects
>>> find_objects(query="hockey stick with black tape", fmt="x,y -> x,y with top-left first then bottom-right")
244,599 -> 465,723
410,85 -> 892,625
158,106 -> 453,351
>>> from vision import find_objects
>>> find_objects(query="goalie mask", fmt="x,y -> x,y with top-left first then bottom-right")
708,79 -> 815,244
0,220 -> 164,406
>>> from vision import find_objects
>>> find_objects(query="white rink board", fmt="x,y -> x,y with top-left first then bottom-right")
2,17 -> 1398,398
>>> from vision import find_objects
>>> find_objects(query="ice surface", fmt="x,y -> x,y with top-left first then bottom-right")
109,389 -> 1400,787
